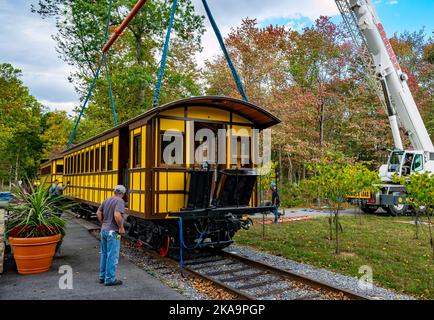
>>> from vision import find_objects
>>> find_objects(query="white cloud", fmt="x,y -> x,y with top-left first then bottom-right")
39,100 -> 77,115
386,0 -> 399,5
0,0 -> 79,112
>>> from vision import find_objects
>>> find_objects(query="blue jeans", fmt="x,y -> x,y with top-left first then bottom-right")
99,230 -> 121,284
274,206 -> 279,224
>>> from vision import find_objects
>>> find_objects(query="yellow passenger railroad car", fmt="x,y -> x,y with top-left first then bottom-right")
51,96 -> 280,254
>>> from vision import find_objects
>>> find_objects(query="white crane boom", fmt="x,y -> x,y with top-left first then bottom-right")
335,0 -> 434,153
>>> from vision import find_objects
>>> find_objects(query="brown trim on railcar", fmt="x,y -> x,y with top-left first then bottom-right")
150,118 -> 156,216
68,185 -> 114,192
157,115 -> 254,127
155,118 -> 160,216
65,130 -> 119,154
128,115 -> 152,131
64,170 -> 118,176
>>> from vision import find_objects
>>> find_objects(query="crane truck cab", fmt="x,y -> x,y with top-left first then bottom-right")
367,150 -> 433,216
380,150 -> 433,182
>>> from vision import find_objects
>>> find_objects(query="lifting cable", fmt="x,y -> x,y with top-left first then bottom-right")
152,0 -> 249,108
153,0 -> 179,108
201,0 -> 248,102
68,0 -> 118,147
178,217 -> 185,275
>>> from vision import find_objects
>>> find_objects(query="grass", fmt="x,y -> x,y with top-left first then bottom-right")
234,214 -> 434,299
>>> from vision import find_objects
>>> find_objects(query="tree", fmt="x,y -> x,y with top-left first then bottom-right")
33,0 -> 205,142
396,172 -> 434,260
40,111 -> 74,158
305,156 -> 380,254
0,63 -> 44,182
204,18 -> 392,185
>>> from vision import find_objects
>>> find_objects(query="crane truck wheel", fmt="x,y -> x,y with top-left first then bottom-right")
387,203 -> 409,216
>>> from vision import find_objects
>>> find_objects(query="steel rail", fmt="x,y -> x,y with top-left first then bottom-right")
219,250 -> 372,300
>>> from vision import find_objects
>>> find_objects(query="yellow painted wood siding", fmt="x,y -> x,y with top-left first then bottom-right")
64,136 -> 119,206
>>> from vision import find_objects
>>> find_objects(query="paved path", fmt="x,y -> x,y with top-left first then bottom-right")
0,217 -> 185,300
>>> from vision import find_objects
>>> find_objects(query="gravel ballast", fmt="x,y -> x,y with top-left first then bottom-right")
224,244 -> 416,300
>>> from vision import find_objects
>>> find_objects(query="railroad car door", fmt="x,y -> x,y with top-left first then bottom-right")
118,127 -> 130,202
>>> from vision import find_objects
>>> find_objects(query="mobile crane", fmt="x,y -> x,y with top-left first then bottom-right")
335,0 -> 434,215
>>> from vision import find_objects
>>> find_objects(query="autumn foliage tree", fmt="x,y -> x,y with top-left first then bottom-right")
305,156 -> 380,254
204,17 -> 394,184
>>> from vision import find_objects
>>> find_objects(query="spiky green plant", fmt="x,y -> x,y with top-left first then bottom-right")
6,178 -> 75,238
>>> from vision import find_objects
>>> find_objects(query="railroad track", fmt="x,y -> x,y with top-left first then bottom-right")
67,212 -> 371,300
179,250 -> 371,300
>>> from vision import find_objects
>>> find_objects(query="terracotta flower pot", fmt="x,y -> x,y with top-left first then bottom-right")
9,234 -> 61,275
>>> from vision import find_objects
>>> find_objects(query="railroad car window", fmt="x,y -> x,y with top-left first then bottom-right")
107,144 -> 113,171
81,152 -> 85,173
85,151 -> 89,172
236,137 -> 251,168
74,155 -> 77,174
133,134 -> 141,168
41,165 -> 51,176
90,149 -> 94,172
95,148 -> 100,172
193,122 -> 222,165
56,164 -> 63,173
101,146 -> 106,171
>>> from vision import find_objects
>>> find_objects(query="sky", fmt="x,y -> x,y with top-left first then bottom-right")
0,0 -> 432,115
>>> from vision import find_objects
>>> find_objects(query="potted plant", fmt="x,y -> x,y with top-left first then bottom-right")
6,179 -> 72,274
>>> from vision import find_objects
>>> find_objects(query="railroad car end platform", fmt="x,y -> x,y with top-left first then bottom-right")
0,215 -> 185,300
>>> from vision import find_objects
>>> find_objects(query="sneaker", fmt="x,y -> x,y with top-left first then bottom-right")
99,279 -> 104,284
105,280 -> 123,286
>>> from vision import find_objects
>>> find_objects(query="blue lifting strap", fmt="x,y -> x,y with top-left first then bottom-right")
68,55 -> 106,147
178,217 -> 184,275
201,0 -> 248,102
105,56 -> 118,126
153,0 -> 178,108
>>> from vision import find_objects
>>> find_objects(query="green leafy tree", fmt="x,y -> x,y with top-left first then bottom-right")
305,156 -> 380,254
40,110 -> 74,158
0,63 -> 44,182
396,172 -> 434,259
